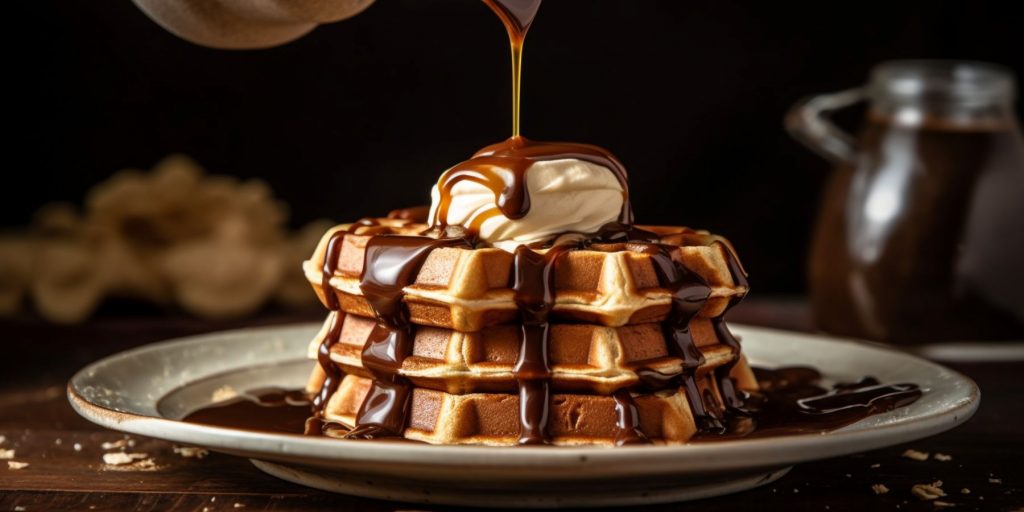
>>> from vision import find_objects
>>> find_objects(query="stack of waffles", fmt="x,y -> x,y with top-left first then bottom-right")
302,216 -> 756,445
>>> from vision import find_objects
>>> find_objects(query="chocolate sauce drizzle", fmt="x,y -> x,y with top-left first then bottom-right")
641,243 -> 725,432
510,244 -> 570,444
612,389 -> 648,445
308,218 -> 381,430
346,235 -> 471,438
712,242 -> 751,415
310,230 -> 349,419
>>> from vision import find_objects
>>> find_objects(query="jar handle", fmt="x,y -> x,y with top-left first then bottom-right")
785,88 -> 866,166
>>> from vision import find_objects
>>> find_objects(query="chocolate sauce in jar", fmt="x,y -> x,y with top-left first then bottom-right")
812,115 -> 1024,343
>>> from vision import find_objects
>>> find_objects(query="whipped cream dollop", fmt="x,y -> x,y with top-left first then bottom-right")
428,158 -> 625,251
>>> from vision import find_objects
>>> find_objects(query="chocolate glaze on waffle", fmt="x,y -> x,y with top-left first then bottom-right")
612,389 -> 648,445
511,244 -> 571,444
315,222 -> 752,442
640,241 -> 722,432
311,220 -> 376,417
346,235 -> 472,438
713,246 -> 751,415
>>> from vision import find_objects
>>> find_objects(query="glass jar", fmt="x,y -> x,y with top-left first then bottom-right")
787,60 -> 1024,343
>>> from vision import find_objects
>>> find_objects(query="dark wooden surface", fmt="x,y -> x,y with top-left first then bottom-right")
1,299 -> 1020,512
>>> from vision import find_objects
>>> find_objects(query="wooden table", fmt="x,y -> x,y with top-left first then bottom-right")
1,299 -> 1020,511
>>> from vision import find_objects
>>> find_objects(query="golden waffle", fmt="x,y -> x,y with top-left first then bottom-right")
310,365 -> 757,446
302,222 -> 748,332
306,311 -> 749,395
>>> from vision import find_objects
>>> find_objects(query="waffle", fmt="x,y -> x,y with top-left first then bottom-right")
302,222 -> 749,332
302,216 -> 755,445
309,365 -> 756,446
306,311 -> 753,395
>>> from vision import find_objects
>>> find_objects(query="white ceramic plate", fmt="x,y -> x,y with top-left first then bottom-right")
68,323 -> 979,508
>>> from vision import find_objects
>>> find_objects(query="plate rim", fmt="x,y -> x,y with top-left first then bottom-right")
67,322 -> 981,477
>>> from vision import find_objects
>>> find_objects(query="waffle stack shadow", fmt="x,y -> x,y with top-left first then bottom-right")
303,218 -> 756,446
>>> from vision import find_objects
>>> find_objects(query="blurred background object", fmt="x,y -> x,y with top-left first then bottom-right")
131,0 -> 376,49
3,0 -> 1022,332
0,155 -> 330,323
788,61 -> 1024,343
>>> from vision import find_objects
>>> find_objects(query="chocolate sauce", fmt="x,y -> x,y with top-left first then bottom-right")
482,0 -> 542,138
511,244 -> 569,444
811,115 -> 1024,343
711,242 -> 751,415
311,217 -> 385,418
641,243 -> 723,432
311,231 -> 348,415
611,389 -> 648,446
182,388 -> 312,434
692,367 -> 923,440
346,235 -> 471,438
180,367 -> 922,441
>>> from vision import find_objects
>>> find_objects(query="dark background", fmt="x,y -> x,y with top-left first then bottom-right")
6,0 -> 1023,293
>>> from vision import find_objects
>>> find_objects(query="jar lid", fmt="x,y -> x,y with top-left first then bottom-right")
869,60 -> 1016,107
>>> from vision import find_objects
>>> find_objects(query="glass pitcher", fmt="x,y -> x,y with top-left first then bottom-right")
787,60 -> 1024,343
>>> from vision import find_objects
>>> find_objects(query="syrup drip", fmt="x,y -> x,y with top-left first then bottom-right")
482,0 -> 542,137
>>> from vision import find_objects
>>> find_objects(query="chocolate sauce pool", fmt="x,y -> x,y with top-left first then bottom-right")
181,368 -> 922,439
182,388 -> 312,435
